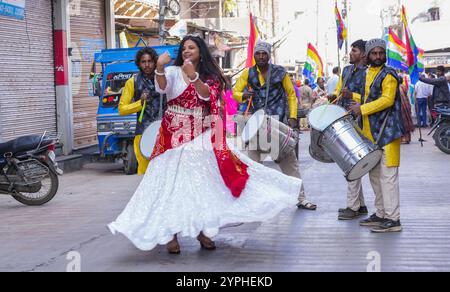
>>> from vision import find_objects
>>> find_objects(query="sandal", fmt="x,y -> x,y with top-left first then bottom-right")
166,237 -> 181,254
197,233 -> 216,250
297,200 -> 317,211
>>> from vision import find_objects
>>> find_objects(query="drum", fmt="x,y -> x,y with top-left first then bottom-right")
241,110 -> 299,162
308,104 -> 345,163
139,121 -> 162,159
320,116 -> 382,181
308,104 -> 347,131
309,129 -> 334,163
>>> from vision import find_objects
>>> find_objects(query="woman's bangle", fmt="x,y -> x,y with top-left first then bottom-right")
155,69 -> 166,76
188,72 -> 200,83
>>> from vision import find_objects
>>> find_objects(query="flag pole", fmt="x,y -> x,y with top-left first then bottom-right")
337,46 -> 341,70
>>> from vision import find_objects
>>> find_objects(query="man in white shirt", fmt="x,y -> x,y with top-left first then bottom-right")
327,67 -> 341,95
414,75 -> 434,127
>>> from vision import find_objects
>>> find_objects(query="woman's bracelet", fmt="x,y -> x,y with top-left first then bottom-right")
155,69 -> 166,76
188,72 -> 200,83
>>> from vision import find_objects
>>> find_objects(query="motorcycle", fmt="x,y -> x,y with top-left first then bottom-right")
428,106 -> 450,154
0,132 -> 63,206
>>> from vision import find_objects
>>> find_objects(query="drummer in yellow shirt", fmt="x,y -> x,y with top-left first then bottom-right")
349,39 -> 403,233
119,47 -> 165,175
233,40 -> 317,211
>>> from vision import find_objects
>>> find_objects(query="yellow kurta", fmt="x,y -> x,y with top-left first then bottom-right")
353,66 -> 401,167
333,73 -> 344,97
233,67 -> 298,119
119,78 -> 143,116
118,77 -> 149,175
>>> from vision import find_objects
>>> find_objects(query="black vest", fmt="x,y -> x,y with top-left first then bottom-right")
133,73 -> 167,135
339,64 -> 367,109
247,65 -> 288,122
361,66 -> 404,147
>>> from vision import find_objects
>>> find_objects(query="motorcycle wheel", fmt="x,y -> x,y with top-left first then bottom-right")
123,143 -> 138,175
434,124 -> 450,154
12,169 -> 59,206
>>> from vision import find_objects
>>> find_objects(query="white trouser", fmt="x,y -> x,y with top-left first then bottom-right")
369,151 -> 401,221
347,179 -> 366,211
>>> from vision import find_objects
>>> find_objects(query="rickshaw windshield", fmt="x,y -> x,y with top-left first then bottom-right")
102,72 -> 134,108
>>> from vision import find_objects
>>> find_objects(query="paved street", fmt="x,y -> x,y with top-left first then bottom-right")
1,129 -> 450,272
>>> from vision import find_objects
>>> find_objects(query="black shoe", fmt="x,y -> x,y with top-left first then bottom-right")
359,206 -> 369,215
339,206 -> 368,214
360,214 -> 385,227
371,220 -> 402,233
338,208 -> 361,220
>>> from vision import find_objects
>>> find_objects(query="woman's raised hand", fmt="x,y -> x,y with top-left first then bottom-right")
157,52 -> 172,67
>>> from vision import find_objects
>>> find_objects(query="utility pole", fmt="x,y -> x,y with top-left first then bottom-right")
272,0 -> 278,62
159,0 -> 166,44
219,0 -> 223,67
316,0 -> 319,48
342,0 -> 349,59
219,0 -> 223,31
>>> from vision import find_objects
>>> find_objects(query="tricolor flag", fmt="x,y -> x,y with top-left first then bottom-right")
402,6 -> 421,85
303,43 -> 324,88
246,13 -> 260,68
335,1 -> 347,50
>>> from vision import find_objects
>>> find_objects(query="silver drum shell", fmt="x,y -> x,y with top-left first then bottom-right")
320,116 -> 382,181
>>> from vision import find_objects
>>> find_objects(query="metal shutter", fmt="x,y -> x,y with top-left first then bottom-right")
70,0 -> 106,149
0,0 -> 56,141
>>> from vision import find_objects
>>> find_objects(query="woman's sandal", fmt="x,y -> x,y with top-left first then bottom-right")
197,234 -> 216,250
297,200 -> 317,211
166,238 -> 181,254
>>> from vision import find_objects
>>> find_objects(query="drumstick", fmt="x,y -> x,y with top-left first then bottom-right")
139,101 -> 146,123
244,96 -> 253,117
331,93 -> 343,104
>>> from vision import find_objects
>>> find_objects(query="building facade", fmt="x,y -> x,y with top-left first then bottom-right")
0,0 -> 115,155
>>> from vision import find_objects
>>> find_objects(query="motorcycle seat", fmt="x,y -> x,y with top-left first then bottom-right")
0,135 -> 50,156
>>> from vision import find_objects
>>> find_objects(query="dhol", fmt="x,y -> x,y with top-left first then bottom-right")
308,104 -> 382,181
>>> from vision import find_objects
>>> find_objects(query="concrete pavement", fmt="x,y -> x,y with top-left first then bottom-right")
1,129 -> 449,272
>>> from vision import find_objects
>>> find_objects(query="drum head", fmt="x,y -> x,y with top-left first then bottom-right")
140,121 -> 162,159
346,149 -> 383,181
242,110 -> 266,143
308,104 -> 346,131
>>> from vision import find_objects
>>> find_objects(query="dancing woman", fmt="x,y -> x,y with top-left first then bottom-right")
109,36 -> 302,254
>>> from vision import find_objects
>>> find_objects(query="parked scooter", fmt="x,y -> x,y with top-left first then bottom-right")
428,106 -> 450,154
0,132 -> 63,205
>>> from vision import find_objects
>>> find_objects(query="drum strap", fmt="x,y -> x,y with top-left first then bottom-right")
263,64 -> 272,113
375,110 -> 391,146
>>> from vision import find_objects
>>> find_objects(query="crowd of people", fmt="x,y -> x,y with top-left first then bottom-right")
107,34 -> 450,254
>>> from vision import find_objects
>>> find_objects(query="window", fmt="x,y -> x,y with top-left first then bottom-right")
102,73 -> 134,108
191,1 -> 219,19
429,7 -> 440,21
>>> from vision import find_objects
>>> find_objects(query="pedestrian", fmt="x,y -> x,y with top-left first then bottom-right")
420,65 -> 450,114
327,66 -> 341,95
299,79 -> 314,130
399,75 -> 415,144
414,74 -> 433,127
